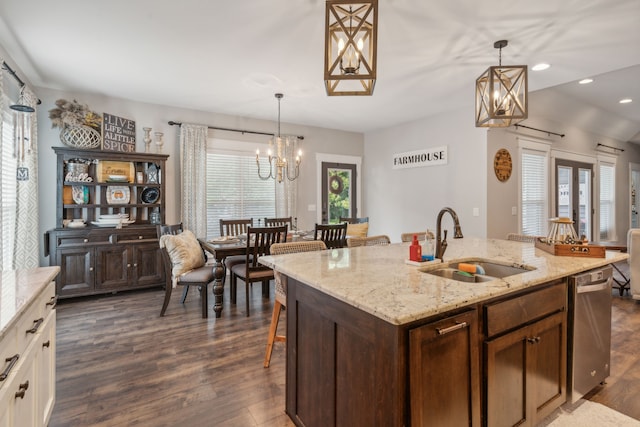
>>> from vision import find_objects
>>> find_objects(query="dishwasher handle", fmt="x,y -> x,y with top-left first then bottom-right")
576,277 -> 612,294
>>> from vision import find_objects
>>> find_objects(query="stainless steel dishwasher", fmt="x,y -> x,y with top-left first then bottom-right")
567,265 -> 613,403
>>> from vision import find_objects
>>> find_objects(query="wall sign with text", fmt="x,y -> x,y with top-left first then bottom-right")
102,113 -> 136,152
392,146 -> 448,170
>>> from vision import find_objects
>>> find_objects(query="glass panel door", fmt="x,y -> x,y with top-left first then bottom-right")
321,162 -> 357,224
556,159 -> 593,241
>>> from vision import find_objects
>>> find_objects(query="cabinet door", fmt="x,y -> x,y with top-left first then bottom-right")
485,311 -> 566,427
36,313 -> 56,427
8,347 -> 37,427
56,247 -> 94,297
410,309 -> 480,427
131,242 -> 163,287
95,245 -> 130,290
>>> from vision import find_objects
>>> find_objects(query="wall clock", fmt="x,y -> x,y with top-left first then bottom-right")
494,148 -> 512,182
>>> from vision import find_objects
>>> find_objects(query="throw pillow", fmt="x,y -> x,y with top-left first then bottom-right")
347,222 -> 369,238
160,230 -> 205,279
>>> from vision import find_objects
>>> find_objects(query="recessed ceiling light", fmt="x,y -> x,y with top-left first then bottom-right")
531,63 -> 550,71
620,98 -> 633,104
579,78 -> 593,84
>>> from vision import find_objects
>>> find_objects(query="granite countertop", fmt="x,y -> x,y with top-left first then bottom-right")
260,237 -> 628,325
0,266 -> 60,341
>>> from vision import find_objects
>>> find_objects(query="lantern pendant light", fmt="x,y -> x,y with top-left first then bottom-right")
475,40 -> 528,127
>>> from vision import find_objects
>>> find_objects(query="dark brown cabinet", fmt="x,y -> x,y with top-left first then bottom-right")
483,281 -> 567,427
410,308 -> 481,427
46,147 -> 168,298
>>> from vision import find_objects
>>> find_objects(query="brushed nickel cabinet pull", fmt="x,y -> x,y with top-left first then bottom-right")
527,336 -> 541,344
436,321 -> 468,335
0,354 -> 20,381
83,238 -> 88,243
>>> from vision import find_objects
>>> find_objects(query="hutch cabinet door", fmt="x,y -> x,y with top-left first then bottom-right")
132,242 -> 163,287
95,245 -> 130,290
56,247 -> 94,297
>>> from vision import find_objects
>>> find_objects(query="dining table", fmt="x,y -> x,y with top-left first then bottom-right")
198,231 -> 311,317
198,238 -> 246,318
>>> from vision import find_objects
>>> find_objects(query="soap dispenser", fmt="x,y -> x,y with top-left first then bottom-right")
423,230 -> 435,261
410,234 -> 422,261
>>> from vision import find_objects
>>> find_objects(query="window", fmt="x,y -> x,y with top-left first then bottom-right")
205,139 -> 275,239
519,141 -> 550,236
599,161 -> 615,241
1,93 -> 18,269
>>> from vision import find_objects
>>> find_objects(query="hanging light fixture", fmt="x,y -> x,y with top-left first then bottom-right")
324,0 -> 378,96
11,85 -> 37,163
256,93 -> 302,183
475,40 -> 528,127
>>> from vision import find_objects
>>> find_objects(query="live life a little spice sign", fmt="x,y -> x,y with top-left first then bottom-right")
392,146 -> 448,170
102,113 -> 136,152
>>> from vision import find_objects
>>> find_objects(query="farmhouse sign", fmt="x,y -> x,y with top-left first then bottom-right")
392,146 -> 448,170
102,113 -> 136,152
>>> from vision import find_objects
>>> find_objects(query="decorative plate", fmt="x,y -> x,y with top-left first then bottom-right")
493,148 -> 512,182
141,187 -> 160,204
106,186 -> 130,204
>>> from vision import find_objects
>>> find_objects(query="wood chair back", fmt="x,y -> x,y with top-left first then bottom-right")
157,223 -> 183,237
244,225 -> 288,272
220,218 -> 253,237
264,217 -> 292,228
347,234 -> 391,248
340,216 -> 369,224
314,223 -> 348,249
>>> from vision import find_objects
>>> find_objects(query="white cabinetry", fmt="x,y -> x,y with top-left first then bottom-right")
0,279 -> 56,427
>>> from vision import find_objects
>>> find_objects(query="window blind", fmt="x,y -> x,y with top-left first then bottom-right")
521,149 -> 548,236
1,93 -> 17,268
205,150 -> 276,239
599,163 -> 615,240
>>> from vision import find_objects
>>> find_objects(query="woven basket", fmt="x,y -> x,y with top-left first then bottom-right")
60,125 -> 101,149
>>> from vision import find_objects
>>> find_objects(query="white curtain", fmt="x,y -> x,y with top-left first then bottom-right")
179,123 -> 208,237
0,58 -> 40,269
274,134 -> 299,228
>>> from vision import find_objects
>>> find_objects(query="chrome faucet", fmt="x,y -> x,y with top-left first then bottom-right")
435,207 -> 464,261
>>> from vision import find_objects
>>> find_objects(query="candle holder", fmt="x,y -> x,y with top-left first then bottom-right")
143,127 -> 152,153
154,132 -> 164,153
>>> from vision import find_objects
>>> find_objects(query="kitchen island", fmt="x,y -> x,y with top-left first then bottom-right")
260,237 -> 628,427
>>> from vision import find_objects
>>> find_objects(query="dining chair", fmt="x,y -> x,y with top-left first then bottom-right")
401,232 -> 427,242
264,216 -> 292,228
231,225 -> 287,317
314,222 -> 348,249
506,233 -> 537,243
339,216 -> 369,224
157,224 -> 214,318
264,240 -> 327,368
347,234 -> 391,248
220,218 -> 254,288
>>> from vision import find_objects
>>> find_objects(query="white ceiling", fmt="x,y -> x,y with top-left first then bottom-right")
1,0 -> 639,141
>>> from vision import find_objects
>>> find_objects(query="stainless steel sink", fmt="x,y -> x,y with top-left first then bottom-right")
421,260 -> 535,283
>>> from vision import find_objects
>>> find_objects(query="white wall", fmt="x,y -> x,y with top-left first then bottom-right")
35,87 -> 363,265
363,106 -> 488,243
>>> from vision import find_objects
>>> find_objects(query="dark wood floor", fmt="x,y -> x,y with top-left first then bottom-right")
50,263 -> 640,426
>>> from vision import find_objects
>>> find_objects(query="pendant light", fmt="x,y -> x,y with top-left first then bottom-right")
475,40 -> 528,127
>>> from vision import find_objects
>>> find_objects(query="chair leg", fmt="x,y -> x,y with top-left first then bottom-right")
200,284 -> 209,319
180,285 -> 189,304
264,300 -> 282,368
262,280 -> 269,298
245,280 -> 251,317
160,283 -> 173,317
231,273 -> 237,304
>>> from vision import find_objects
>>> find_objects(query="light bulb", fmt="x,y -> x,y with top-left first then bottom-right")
338,38 -> 345,53
357,38 -> 363,51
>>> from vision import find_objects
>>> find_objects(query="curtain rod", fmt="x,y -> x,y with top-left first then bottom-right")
596,143 -> 624,153
1,61 -> 42,105
514,123 -> 564,138
168,120 -> 304,140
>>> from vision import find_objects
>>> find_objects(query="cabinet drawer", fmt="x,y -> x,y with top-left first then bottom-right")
484,281 -> 567,338
15,284 -> 56,360
113,229 -> 158,243
57,234 -> 110,246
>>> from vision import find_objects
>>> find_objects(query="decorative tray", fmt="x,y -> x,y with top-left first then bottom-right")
106,186 -> 130,204
534,238 -> 606,258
